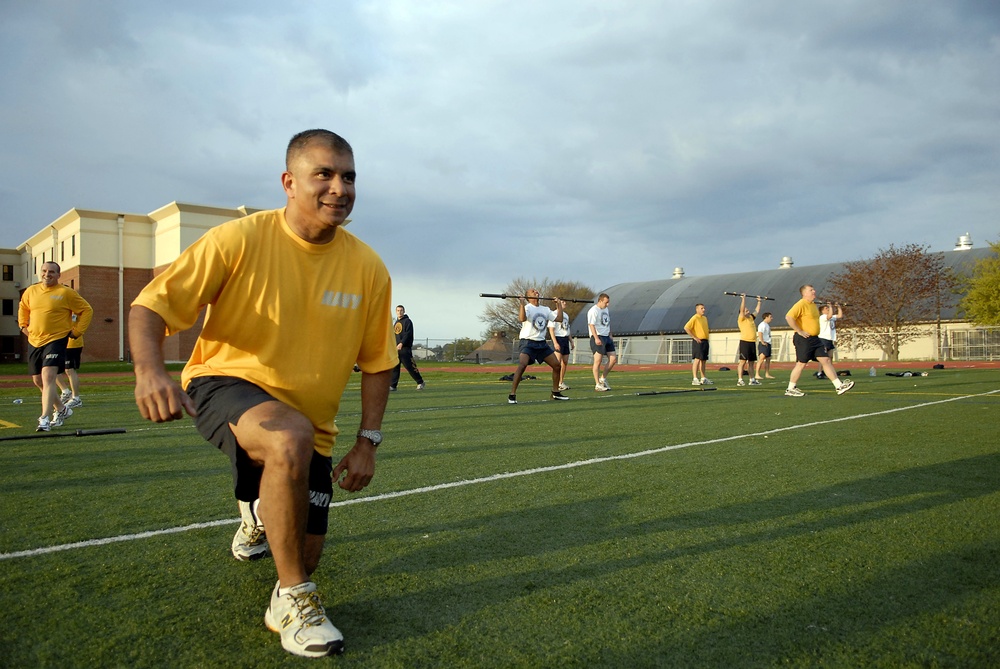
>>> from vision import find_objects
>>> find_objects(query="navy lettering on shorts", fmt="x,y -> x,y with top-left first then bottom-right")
186,376 -> 334,535
28,337 -> 69,376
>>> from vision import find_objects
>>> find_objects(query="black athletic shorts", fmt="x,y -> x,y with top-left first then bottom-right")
554,336 -> 571,355
28,337 -> 69,375
65,347 -> 83,370
186,376 -> 333,535
793,334 -> 828,364
692,339 -> 710,361
739,340 -> 757,361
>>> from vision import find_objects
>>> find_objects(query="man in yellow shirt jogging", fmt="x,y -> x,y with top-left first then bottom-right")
130,130 -> 397,658
784,284 -> 854,397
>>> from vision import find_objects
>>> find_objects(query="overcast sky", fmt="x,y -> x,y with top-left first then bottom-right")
1,1 -> 998,340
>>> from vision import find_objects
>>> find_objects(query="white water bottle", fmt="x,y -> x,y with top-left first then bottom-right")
869,366 -> 876,377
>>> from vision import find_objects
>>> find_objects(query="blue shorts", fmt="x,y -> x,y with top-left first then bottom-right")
590,335 -> 616,355
758,342 -> 772,358
186,376 -> 333,535
554,336 -> 571,355
519,340 -> 555,364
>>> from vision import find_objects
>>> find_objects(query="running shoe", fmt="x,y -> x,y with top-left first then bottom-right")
416,383 -> 426,390
595,384 -> 609,392
59,388 -> 72,403
65,396 -> 83,409
50,406 -> 73,428
264,581 -> 344,658
784,387 -> 805,397
701,378 -> 714,385
749,379 -> 762,386
836,379 -> 855,395
692,379 -> 702,386
737,379 -> 746,386
551,392 -> 570,401
232,499 -> 269,561
557,383 -> 569,391
508,394 -> 517,404
599,377 -> 611,390
36,416 -> 51,432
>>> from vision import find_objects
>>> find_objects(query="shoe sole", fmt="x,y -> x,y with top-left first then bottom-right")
233,547 -> 271,561
264,608 -> 345,657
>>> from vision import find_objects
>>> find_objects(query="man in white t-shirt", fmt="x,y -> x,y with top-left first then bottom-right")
508,289 -> 569,404
587,293 -> 617,391
754,312 -> 775,380
548,310 -> 573,391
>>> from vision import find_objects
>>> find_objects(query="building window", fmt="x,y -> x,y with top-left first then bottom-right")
61,241 -> 65,261
2,299 -> 13,316
70,280 -> 75,289
72,235 -> 76,256
2,264 -> 12,281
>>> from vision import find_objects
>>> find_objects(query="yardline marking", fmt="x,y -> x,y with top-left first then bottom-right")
2,388 -> 998,562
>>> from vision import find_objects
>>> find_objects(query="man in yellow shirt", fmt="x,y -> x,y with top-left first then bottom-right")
684,303 -> 713,385
784,284 -> 854,397
130,129 -> 397,658
17,262 -> 93,431
736,294 -> 762,386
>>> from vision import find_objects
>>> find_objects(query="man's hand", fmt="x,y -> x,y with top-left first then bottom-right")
133,367 -> 197,422
333,440 -> 376,492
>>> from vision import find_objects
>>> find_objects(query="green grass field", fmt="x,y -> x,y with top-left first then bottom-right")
1,363 -> 998,667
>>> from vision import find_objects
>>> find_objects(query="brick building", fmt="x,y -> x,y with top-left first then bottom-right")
1,202 -> 261,363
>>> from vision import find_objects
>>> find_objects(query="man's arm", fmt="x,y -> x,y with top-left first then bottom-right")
333,368 -> 390,492
129,305 -> 198,422
785,311 -> 807,338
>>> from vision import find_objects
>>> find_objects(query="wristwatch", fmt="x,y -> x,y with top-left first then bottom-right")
356,429 -> 383,447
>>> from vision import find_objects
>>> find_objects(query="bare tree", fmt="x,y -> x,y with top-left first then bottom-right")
826,243 -> 958,360
479,277 -> 596,338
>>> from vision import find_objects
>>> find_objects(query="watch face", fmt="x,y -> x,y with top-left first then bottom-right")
359,429 -> 382,445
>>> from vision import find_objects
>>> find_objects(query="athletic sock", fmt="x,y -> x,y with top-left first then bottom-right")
833,379 -> 843,389
787,383 -> 795,391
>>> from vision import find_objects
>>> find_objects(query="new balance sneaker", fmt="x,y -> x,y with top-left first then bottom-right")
551,391 -> 570,401
508,394 -> 517,404
59,388 -> 72,403
50,406 -> 73,428
599,377 -> 611,390
692,378 -> 702,386
749,379 -> 762,386
232,499 -> 269,561
264,581 -> 344,658
36,416 -> 51,432
595,384 -> 609,392
784,387 -> 805,397
836,379 -> 855,395
737,379 -> 746,386
557,382 -> 569,391
65,396 -> 83,409
701,378 -> 714,385
416,383 -> 426,390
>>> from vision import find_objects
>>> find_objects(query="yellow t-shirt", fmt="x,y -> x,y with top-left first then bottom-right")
787,298 -> 821,337
18,283 -> 93,347
737,314 -> 757,342
131,208 -> 398,457
685,314 -> 709,340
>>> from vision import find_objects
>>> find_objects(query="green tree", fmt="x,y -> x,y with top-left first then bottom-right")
827,243 -> 958,361
479,277 -> 596,338
441,337 -> 483,361
959,240 -> 1000,325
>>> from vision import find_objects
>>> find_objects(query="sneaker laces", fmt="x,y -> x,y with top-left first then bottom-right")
292,590 -> 329,628
241,521 -> 265,545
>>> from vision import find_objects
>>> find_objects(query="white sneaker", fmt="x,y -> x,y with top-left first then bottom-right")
59,388 -> 72,403
701,378 -> 714,385
836,379 -> 855,395
785,387 -> 805,397
51,406 -> 73,428
595,384 -> 609,392
737,379 -> 745,386
265,581 -> 344,657
599,377 -> 611,390
65,396 -> 83,409
749,379 -> 762,386
558,383 -> 569,391
692,379 -> 702,386
416,383 -> 426,390
232,500 -> 269,561
36,416 -> 51,432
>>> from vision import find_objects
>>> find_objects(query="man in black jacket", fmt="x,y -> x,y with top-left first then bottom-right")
391,305 -> 426,391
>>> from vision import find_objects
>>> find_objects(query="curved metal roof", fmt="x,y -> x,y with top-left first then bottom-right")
571,248 -> 994,336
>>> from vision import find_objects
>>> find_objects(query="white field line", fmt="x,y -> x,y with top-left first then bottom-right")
3,389 -> 997,562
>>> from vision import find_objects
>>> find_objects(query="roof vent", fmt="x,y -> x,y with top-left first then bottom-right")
954,233 -> 973,250
672,267 -> 685,279
779,256 -> 794,269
